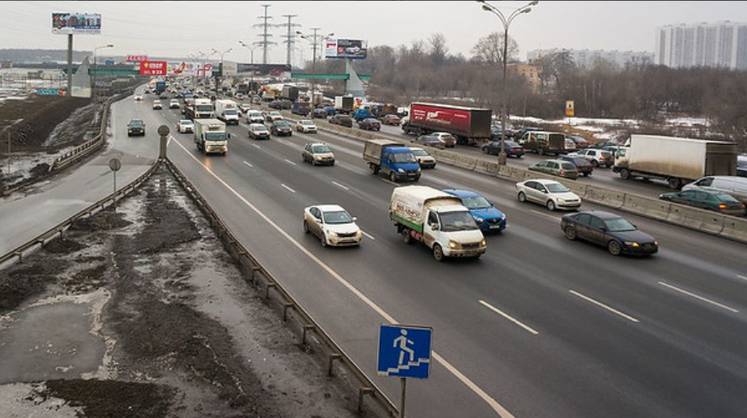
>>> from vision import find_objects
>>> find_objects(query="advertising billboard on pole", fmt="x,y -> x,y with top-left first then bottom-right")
324,39 -> 367,60
139,60 -> 167,76
52,12 -> 102,34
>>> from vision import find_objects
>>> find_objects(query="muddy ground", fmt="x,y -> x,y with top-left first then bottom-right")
0,164 -> 366,417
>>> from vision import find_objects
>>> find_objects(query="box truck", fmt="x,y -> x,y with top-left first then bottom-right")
389,186 -> 487,261
363,139 -> 420,182
613,135 -> 738,189
194,119 -> 230,155
401,102 -> 492,145
214,99 -> 240,125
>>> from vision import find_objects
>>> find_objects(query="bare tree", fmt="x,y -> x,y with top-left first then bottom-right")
471,32 -> 518,65
428,33 -> 449,66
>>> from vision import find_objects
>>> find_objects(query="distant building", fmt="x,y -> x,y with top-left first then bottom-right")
527,49 -> 654,69
655,21 -> 747,69
507,63 -> 541,93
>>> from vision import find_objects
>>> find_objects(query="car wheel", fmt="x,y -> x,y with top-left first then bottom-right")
320,233 -> 328,247
608,240 -> 622,256
546,200 -> 556,211
303,220 -> 310,233
518,191 -> 527,203
564,226 -> 577,240
591,160 -> 599,168
432,244 -> 445,262
402,230 -> 413,244
389,172 -> 397,182
620,168 -> 631,180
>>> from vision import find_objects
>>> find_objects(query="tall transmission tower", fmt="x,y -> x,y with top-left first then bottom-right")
253,4 -> 275,65
279,14 -> 300,67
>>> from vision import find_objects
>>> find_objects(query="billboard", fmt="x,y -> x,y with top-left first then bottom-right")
127,55 -> 148,62
52,12 -> 101,35
325,39 -> 367,60
139,60 -> 167,76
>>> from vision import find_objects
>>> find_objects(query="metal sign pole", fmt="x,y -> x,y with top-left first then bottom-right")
400,377 -> 407,418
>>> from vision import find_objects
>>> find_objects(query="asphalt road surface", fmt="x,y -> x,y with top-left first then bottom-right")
119,91 -> 747,418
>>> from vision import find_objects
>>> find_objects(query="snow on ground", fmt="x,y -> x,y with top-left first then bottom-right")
509,115 -> 640,127
1,147 -> 75,189
665,116 -> 709,127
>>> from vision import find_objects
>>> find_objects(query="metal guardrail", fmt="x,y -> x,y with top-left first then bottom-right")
162,157 -> 398,418
0,161 -> 159,267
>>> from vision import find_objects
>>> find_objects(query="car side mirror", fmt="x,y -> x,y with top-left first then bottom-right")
430,223 -> 439,231
600,227 -> 607,232
352,217 -> 358,222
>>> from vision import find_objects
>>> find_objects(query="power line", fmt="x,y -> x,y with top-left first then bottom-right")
278,14 -> 301,67
252,4 -> 275,65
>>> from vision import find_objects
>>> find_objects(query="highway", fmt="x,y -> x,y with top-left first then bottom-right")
123,91 -> 747,418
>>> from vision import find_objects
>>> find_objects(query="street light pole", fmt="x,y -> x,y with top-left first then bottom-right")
211,48 -> 232,93
92,44 -> 114,100
479,0 -> 537,165
298,29 -> 334,106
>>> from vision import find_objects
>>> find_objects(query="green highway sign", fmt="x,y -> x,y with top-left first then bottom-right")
89,68 -> 140,77
291,72 -> 371,81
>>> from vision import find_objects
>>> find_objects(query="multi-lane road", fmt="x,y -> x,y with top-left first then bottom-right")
118,91 -> 747,418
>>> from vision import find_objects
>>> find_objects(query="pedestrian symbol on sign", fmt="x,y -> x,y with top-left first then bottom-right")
377,324 -> 432,379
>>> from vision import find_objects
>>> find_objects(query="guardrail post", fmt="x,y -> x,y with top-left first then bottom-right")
265,283 -> 276,299
282,303 -> 294,321
328,353 -> 342,377
301,324 -> 315,345
14,251 -> 22,263
358,387 -> 374,413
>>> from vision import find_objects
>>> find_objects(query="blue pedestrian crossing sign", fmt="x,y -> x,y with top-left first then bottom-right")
377,324 -> 432,379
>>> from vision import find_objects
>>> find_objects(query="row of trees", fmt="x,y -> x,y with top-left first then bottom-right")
305,34 -> 746,148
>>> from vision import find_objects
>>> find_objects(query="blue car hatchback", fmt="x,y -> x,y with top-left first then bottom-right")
442,189 -> 507,233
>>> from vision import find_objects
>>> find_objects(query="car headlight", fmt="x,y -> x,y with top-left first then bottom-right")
314,155 -> 323,160
654,241 -> 659,246
480,239 -> 487,247
474,217 -> 484,223
624,241 -> 640,248
416,167 -> 421,172
326,230 -> 337,237
448,240 -> 459,249
398,168 -> 405,173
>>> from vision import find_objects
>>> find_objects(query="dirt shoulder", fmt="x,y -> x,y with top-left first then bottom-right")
0,164 -> 366,418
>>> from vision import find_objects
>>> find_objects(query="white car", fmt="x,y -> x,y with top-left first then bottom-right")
152,100 -> 162,110
265,111 -> 283,123
177,119 -> 194,134
409,147 -> 436,169
515,179 -> 582,211
134,95 -> 143,101
238,103 -> 252,114
169,99 -> 180,109
296,119 -> 318,133
303,205 -> 363,247
246,110 -> 264,124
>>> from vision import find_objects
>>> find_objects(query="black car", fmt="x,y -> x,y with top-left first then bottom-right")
270,120 -> 293,136
358,118 -> 381,131
561,211 -> 658,256
329,114 -> 353,128
311,108 -> 328,119
269,100 -> 283,109
481,140 -> 524,158
559,155 -> 594,176
127,119 -> 145,136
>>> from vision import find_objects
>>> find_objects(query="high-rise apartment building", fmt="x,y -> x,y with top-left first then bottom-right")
655,21 -> 747,69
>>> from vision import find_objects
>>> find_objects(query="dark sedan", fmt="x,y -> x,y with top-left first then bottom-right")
659,190 -> 745,216
414,134 -> 446,149
311,108 -> 328,119
329,114 -> 353,128
481,140 -> 524,158
559,155 -> 594,177
561,211 -> 658,256
358,118 -> 381,131
270,120 -> 293,137
127,119 -> 145,136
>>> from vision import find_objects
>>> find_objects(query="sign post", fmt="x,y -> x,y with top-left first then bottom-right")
565,100 -> 575,125
108,157 -> 121,213
377,324 -> 433,418
52,12 -> 102,97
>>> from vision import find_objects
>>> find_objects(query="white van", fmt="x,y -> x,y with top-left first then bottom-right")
683,176 -> 747,205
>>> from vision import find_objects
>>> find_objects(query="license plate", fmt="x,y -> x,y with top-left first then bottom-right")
490,225 -> 501,229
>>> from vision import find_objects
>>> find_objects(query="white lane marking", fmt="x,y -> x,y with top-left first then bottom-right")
332,181 -> 350,191
569,290 -> 640,323
170,138 -> 513,418
284,158 -> 297,166
737,274 -> 747,281
381,178 -> 399,186
479,300 -> 539,335
658,282 -> 739,313
361,231 -> 376,240
530,210 -> 560,222
281,183 -> 296,193
243,161 -> 253,168
251,143 -> 261,149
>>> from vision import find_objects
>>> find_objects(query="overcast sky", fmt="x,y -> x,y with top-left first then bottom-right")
3,1 -> 746,63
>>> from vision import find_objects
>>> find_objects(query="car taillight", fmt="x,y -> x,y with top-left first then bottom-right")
719,203 -> 727,209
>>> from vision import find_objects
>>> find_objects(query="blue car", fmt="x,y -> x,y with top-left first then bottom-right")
442,189 -> 507,233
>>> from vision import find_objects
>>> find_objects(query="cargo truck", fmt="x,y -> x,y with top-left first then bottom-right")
185,98 -> 215,120
214,99 -> 240,125
194,119 -> 230,155
154,80 -> 167,94
401,102 -> 492,146
389,186 -> 487,261
281,85 -> 299,102
613,135 -> 738,189
291,101 -> 310,116
335,96 -> 354,114
363,139 -> 421,183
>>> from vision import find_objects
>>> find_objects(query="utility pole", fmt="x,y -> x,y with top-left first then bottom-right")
279,14 -> 300,67
253,4 -> 275,65
298,28 -> 333,106
66,34 -> 73,96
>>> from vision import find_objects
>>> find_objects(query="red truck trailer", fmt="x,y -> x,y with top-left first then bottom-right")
402,102 -> 493,145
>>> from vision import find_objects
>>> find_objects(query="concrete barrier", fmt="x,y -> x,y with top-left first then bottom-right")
667,205 -> 725,234
475,159 -> 500,176
720,217 -> 747,243
564,181 -> 589,198
622,194 -> 671,221
584,187 -> 626,208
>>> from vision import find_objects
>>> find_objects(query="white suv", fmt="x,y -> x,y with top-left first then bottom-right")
516,179 -> 581,211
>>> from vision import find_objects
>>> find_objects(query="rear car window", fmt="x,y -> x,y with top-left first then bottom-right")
561,163 -> 576,170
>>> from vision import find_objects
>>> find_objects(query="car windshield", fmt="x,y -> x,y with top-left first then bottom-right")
249,111 -> 261,116
129,120 -> 143,126
179,120 -> 192,125
270,112 -> 281,116
439,211 -> 479,232
205,132 -> 226,141
312,145 -> 331,153
196,105 -> 213,111
275,121 -> 290,127
410,149 -> 428,156
546,183 -> 570,193
461,196 -> 491,209
323,210 -> 352,224
604,217 -> 637,232
224,109 -> 238,115
252,125 -> 267,132
300,120 -> 314,125
391,152 -> 416,163
561,162 -> 577,170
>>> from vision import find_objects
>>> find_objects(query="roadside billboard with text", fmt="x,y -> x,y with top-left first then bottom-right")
127,55 -> 148,62
139,60 -> 167,76
52,12 -> 101,35
325,39 -> 367,60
